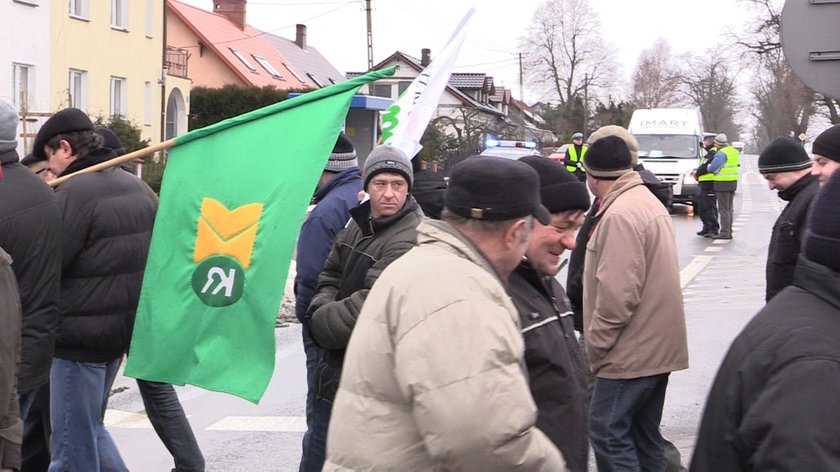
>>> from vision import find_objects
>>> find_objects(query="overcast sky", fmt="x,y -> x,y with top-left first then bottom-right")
181,0 -> 753,101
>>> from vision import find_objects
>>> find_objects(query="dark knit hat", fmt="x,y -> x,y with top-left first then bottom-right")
33,108 -> 94,160
812,124 -> 840,163
97,128 -> 126,156
583,135 -> 633,180
363,145 -> 413,190
519,155 -> 590,214
445,157 -> 550,225
0,100 -> 18,153
587,125 -> 639,165
325,133 -> 357,172
804,170 -> 840,273
758,137 -> 811,174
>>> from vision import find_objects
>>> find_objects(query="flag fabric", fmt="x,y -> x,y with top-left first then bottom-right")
380,8 -> 474,158
125,67 -> 396,403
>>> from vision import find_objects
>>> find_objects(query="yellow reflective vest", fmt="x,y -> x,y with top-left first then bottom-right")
567,145 -> 588,174
698,146 -> 717,182
714,146 -> 740,182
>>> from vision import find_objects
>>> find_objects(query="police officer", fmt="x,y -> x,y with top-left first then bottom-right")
694,133 -> 719,236
565,132 -> 588,182
707,133 -> 740,239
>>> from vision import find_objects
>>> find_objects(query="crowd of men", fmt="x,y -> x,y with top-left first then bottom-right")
2,92 -> 840,471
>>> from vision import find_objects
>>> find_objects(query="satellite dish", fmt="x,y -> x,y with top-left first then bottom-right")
781,0 -> 840,99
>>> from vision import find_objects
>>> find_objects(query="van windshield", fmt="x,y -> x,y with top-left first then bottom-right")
635,135 -> 698,159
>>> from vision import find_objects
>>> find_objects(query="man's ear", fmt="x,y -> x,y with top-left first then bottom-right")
503,219 -> 529,249
59,139 -> 73,156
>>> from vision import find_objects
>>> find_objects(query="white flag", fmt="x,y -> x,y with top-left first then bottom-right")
380,8 -> 475,159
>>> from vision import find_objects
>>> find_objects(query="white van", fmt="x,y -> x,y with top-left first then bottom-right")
628,108 -> 704,206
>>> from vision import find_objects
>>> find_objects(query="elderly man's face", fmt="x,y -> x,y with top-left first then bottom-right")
367,172 -> 409,218
526,210 -> 585,276
811,154 -> 840,187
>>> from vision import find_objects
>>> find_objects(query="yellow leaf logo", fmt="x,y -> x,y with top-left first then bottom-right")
194,198 -> 263,269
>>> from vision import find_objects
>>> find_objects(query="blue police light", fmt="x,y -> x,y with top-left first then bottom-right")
522,141 -> 537,149
485,137 -> 500,148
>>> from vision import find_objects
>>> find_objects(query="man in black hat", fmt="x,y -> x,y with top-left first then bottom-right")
34,108 -> 156,471
811,123 -> 840,187
324,156 -> 564,470
294,132 -> 362,472
583,136 -> 688,472
758,137 -> 819,302
691,169 -> 840,471
306,144 -> 423,470
512,156 -> 591,472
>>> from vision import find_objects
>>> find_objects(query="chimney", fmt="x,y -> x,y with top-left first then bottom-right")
421,48 -> 431,67
295,24 -> 307,49
214,0 -> 247,31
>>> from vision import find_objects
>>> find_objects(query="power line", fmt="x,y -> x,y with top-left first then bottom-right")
454,57 -> 519,69
173,1 -> 356,49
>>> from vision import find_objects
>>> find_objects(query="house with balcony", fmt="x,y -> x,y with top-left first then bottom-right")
49,0 -> 167,146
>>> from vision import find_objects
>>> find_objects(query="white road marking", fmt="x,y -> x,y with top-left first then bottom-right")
704,246 -> 724,253
206,416 -> 307,432
104,409 -> 153,429
680,255 -> 713,289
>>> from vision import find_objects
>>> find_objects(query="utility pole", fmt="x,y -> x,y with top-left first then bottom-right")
365,0 -> 374,70
518,52 -> 524,102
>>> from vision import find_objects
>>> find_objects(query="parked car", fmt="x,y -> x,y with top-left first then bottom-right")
548,144 -> 570,162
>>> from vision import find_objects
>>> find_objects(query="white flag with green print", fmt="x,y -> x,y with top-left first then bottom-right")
380,8 -> 474,159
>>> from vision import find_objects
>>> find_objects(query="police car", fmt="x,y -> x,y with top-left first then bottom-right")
479,138 -> 541,160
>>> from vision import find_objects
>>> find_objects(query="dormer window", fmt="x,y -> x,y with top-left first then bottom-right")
229,48 -> 257,73
283,63 -> 305,84
252,55 -> 283,80
306,73 -> 322,88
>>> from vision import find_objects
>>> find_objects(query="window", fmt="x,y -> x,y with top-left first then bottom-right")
12,63 -> 34,111
110,76 -> 127,117
282,63 -> 305,83
69,0 -> 89,19
145,0 -> 153,37
398,81 -> 411,96
229,48 -> 256,73
328,78 -> 336,85
252,55 -> 283,80
373,84 -> 392,98
68,69 -> 88,110
306,73 -> 323,88
111,0 -> 128,29
144,81 -> 152,125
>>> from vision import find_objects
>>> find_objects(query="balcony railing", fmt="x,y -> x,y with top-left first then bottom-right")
165,46 -> 189,79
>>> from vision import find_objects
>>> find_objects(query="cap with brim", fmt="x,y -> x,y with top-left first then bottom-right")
33,108 -> 94,160
445,156 -> 550,225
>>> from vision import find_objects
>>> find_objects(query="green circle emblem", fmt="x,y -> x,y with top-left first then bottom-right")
191,256 -> 245,307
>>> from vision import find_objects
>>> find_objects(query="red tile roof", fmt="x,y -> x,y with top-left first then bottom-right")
168,0 -> 311,89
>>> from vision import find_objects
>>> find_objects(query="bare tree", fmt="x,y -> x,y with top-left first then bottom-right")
518,0 -> 618,109
630,38 -> 683,109
751,49 -> 816,148
737,0 -> 839,143
678,51 -> 740,139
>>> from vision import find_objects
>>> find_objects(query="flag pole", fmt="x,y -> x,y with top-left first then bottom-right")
48,138 -> 176,187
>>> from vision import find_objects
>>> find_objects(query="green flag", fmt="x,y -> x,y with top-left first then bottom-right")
125,67 -> 396,403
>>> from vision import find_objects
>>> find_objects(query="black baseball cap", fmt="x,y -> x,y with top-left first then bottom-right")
445,156 -> 550,225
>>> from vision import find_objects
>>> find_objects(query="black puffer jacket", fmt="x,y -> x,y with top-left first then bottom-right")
54,148 -> 156,362
691,257 -> 840,471
0,149 -> 62,391
766,173 -> 818,301
509,260 -> 589,472
308,197 -> 423,402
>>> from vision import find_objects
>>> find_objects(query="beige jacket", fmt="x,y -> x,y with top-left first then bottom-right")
583,172 -> 688,379
324,220 -> 565,471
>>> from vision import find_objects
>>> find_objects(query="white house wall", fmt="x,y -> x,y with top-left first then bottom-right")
1,0 -> 52,156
